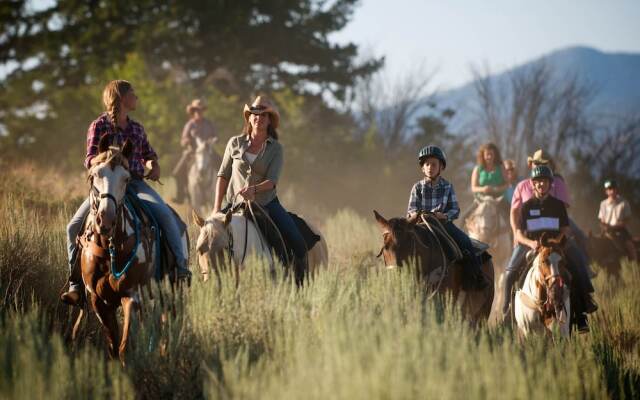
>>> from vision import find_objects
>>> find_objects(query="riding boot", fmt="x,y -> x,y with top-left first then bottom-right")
293,254 -> 308,287
501,269 -> 518,318
176,259 -> 192,285
60,256 -> 84,306
583,293 -> 598,314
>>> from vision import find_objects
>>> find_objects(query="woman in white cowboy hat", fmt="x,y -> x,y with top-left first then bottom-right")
172,99 -> 218,203
212,96 -> 308,284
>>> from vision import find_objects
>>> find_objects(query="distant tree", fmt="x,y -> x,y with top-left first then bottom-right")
0,0 -> 381,163
471,62 -> 593,170
353,67 -> 436,153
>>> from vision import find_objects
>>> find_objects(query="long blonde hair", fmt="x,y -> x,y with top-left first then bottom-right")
102,80 -> 132,131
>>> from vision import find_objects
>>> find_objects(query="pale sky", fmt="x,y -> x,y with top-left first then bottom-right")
331,0 -> 640,89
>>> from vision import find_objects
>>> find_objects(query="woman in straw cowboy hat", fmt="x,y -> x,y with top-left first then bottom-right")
172,99 -> 218,203
212,96 -> 308,284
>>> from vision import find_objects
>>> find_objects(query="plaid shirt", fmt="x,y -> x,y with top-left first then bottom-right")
84,113 -> 157,178
407,177 -> 460,221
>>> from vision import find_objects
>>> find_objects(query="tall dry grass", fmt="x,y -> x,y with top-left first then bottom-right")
1,164 -> 638,399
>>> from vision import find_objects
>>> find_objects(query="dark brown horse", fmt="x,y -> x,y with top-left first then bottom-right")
373,211 -> 494,322
75,135 -> 179,364
587,231 -> 639,276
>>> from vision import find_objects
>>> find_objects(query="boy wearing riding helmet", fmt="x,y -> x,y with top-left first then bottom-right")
407,145 -> 489,290
599,179 -> 637,261
503,165 -> 593,331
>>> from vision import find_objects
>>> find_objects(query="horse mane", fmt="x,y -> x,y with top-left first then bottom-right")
88,146 -> 130,178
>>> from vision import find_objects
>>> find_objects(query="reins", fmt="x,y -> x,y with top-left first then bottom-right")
88,184 -> 142,280
419,214 -> 451,300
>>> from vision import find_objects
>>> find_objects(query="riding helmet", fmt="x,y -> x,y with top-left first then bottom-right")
604,179 -> 617,189
418,145 -> 447,168
530,165 -> 554,180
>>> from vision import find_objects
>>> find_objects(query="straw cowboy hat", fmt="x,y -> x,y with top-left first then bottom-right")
243,96 -> 280,129
527,149 -> 553,165
186,99 -> 206,114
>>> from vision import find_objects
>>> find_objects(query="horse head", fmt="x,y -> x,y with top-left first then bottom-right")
88,134 -> 133,235
193,209 -> 232,276
534,236 -> 567,323
466,195 -> 502,243
373,210 -> 425,271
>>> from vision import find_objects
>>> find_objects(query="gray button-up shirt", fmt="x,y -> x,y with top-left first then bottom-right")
217,134 -> 283,207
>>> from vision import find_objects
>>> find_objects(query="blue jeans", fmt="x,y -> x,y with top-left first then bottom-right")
264,197 -> 307,259
443,221 -> 481,272
66,198 -> 91,291
66,179 -> 188,289
506,244 -> 529,273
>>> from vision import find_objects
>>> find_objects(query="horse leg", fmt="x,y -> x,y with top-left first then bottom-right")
91,295 -> 120,359
119,296 -> 137,366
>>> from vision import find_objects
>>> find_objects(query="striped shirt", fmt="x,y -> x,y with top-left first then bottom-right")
84,113 -> 157,178
407,177 -> 460,221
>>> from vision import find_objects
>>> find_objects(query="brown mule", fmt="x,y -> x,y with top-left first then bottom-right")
587,231 -> 639,277
373,211 -> 494,323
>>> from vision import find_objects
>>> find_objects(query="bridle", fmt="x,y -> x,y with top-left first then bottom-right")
377,215 -> 449,299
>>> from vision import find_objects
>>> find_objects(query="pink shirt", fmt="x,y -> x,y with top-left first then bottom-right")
511,177 -> 571,209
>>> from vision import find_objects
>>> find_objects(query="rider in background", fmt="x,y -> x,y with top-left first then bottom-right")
470,142 -> 508,199
599,179 -> 637,261
172,99 -> 218,204
502,159 -> 519,205
503,165 -> 593,331
407,145 -> 489,290
61,80 -> 191,306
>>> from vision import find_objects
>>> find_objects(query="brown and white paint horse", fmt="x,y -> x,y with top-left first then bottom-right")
514,237 -> 571,338
75,135 -> 160,364
373,210 -> 494,323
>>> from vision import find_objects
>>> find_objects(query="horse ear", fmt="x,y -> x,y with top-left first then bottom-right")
539,232 -> 549,247
373,210 -> 389,230
98,133 -> 112,154
406,213 -> 419,225
224,210 -> 232,227
192,209 -> 205,227
122,139 -> 133,159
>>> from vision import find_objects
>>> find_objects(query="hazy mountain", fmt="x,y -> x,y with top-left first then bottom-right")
429,46 -> 640,133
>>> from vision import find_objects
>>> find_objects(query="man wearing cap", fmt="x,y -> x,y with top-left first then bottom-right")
503,165 -> 594,331
509,149 -> 595,295
599,179 -> 636,261
172,99 -> 218,203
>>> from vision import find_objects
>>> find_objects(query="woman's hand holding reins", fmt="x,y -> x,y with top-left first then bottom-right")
145,159 -> 161,182
239,185 -> 256,202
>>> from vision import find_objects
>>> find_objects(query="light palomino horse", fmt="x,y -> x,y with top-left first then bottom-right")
374,211 -> 494,323
464,194 -> 510,326
76,136 -> 162,364
188,137 -> 221,216
464,194 -> 510,265
192,208 -> 328,284
514,241 -> 570,338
